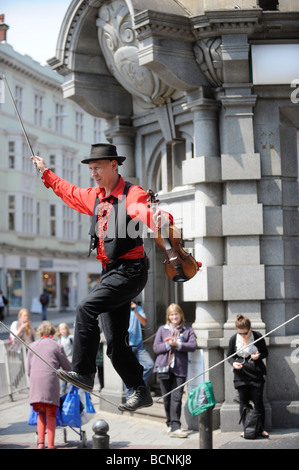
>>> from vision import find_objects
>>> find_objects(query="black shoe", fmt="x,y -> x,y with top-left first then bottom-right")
57,370 -> 94,393
118,385 -> 153,411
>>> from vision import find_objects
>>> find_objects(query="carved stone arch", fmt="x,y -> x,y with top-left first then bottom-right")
146,138 -> 165,193
96,0 -> 177,114
49,0 -> 205,119
49,0 -> 133,119
177,129 -> 194,160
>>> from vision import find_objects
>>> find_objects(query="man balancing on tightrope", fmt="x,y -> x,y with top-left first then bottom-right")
31,143 -> 173,411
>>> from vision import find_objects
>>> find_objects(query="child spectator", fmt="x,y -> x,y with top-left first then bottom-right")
27,321 -> 71,449
56,323 -> 74,393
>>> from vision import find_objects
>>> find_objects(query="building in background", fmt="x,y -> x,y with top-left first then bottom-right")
0,21 -> 106,314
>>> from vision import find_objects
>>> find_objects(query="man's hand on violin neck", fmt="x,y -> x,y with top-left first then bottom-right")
153,208 -> 170,229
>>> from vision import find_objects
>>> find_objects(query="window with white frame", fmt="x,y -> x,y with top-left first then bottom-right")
49,204 -> 56,236
34,92 -> 43,126
22,195 -> 34,234
75,111 -> 84,141
14,85 -> 23,117
8,141 -> 15,169
8,195 -> 15,231
54,103 -> 64,134
93,118 -> 102,143
63,205 -> 74,239
49,154 -> 56,173
62,155 -> 74,181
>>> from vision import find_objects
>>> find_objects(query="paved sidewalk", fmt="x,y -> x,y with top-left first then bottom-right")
1,390 -> 298,451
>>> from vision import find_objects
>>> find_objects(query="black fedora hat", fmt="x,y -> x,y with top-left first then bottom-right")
81,143 -> 126,165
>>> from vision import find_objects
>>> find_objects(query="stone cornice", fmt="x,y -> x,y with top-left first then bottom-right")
134,9 -> 194,42
191,9 -> 299,40
191,9 -> 262,39
251,11 -> 299,40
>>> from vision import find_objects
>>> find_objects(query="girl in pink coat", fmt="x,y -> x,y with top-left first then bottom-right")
27,321 -> 71,449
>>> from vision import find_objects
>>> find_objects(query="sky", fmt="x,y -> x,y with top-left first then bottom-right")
1,0 -> 72,65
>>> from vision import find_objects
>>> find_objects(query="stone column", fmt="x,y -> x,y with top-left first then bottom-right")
182,91 -> 224,426
105,118 -> 137,182
218,34 -> 268,430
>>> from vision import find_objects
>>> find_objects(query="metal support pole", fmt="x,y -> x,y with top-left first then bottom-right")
199,407 -> 214,449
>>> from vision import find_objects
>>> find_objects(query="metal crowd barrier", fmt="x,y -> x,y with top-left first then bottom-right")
0,340 -> 29,400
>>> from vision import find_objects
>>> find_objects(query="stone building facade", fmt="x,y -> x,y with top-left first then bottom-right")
49,0 -> 299,429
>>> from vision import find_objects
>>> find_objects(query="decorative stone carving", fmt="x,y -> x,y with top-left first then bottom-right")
97,0 -> 176,111
194,37 -> 223,87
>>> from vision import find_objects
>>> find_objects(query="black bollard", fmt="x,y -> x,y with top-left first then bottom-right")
92,419 -> 110,449
199,407 -> 213,449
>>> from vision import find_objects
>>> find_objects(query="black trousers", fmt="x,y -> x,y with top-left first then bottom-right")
159,371 -> 185,432
72,258 -> 148,389
237,383 -> 266,428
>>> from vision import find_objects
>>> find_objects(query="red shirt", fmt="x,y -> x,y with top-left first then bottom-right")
42,170 -> 173,267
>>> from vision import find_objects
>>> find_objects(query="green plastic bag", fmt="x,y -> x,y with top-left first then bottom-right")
188,380 -> 216,416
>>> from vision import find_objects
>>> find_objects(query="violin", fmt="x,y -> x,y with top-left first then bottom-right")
147,189 -> 202,283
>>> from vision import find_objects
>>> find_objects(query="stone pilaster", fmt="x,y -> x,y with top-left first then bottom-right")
105,118 -> 137,182
218,33 -> 268,430
182,91 -> 224,413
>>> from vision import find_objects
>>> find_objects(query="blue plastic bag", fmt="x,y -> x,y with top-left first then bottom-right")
28,405 -> 63,426
28,406 -> 38,426
61,385 -> 81,427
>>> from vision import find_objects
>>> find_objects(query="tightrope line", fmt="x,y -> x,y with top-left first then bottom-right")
1,312 -> 298,410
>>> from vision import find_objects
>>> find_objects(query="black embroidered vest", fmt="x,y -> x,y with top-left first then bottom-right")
88,181 -> 143,262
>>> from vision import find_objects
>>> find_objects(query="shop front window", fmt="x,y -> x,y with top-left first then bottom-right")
7,269 -> 22,308
42,272 -> 56,308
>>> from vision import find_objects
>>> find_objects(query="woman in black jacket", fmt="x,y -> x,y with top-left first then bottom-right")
227,314 -> 269,437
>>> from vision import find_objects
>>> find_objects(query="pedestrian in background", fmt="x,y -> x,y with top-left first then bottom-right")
10,308 -> 36,352
39,289 -> 49,321
56,322 -> 74,393
153,303 -> 197,438
227,314 -> 269,438
124,300 -> 154,399
27,321 -> 71,449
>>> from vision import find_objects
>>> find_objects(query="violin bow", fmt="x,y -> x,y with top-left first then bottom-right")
1,74 -> 38,170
